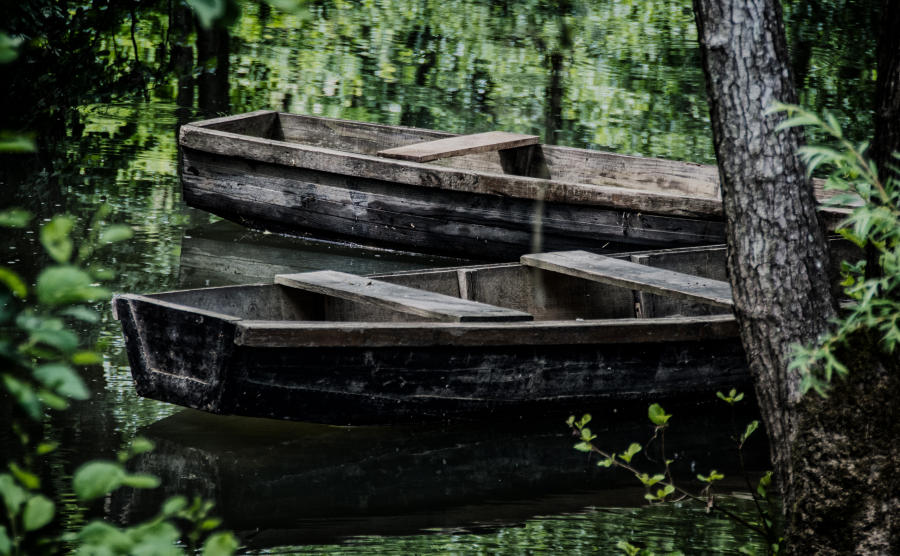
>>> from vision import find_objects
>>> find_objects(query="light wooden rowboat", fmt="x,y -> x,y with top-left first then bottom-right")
179,111 -> 845,260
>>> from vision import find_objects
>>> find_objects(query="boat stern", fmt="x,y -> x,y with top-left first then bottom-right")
112,294 -> 240,413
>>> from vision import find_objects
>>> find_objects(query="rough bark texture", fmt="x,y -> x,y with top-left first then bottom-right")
693,1 -> 900,553
870,0 -> 900,173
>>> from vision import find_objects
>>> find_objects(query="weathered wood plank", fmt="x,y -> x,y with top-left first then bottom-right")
234,314 -> 739,347
521,250 -> 734,308
179,125 -> 728,218
275,270 -> 533,322
274,113 -> 721,195
180,150 -> 727,258
377,131 -> 539,163
186,110 -> 280,139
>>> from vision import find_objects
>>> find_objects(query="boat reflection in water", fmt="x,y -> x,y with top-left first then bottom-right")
112,406 -> 769,549
177,220 -> 470,289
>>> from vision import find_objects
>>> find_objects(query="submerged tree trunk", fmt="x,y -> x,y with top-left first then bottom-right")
692,0 -> 900,553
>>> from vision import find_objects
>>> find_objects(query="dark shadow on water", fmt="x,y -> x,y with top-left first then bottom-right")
110,401 -> 769,549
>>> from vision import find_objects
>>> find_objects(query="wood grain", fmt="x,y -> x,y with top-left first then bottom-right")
377,131 -> 539,162
275,270 -> 533,322
521,250 -> 734,308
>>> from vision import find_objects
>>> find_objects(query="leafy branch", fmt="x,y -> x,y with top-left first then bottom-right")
771,103 -> 900,396
569,393 -> 781,555
0,208 -> 238,556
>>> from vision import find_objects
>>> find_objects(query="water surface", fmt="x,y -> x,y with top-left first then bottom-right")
0,0 -> 877,552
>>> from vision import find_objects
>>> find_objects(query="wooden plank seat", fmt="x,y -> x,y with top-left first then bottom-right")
521,250 -> 734,308
275,270 -> 534,322
376,131 -> 539,163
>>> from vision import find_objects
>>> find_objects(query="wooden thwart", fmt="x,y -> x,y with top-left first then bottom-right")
377,131 -> 539,163
522,250 -> 734,308
275,270 -> 534,322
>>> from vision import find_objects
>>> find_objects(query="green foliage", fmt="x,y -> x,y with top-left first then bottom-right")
619,442 -> 642,464
716,388 -> 745,405
648,403 -> 671,427
697,470 -> 724,483
0,209 -> 235,555
568,392 -> 781,554
772,103 -> 900,396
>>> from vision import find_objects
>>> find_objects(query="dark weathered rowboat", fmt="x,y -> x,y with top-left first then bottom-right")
113,245 -> 755,425
179,111 -> 844,260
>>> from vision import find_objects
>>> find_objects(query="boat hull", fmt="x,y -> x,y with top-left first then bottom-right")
179,111 -> 728,260
181,148 -> 726,260
113,292 -> 746,425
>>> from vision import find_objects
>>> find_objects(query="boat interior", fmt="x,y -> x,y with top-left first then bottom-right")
196,111 -> 722,198
146,245 -> 734,325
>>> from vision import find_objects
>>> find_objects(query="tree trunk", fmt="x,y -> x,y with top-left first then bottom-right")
690,0 -> 899,553
870,0 -> 900,173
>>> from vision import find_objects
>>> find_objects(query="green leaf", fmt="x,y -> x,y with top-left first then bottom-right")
573,442 -> 593,452
0,208 -> 31,228
577,414 -> 592,429
8,462 -> 39,489
775,112 -> 821,132
636,473 -> 665,487
36,266 -> 110,306
0,135 -> 36,153
77,521 -> 134,553
2,374 -> 41,419
596,457 -> 615,468
72,351 -> 102,365
648,403 -> 671,426
0,268 -> 27,298
757,471 -> 773,499
698,469 -> 725,483
618,442 -> 642,463
0,474 -> 26,516
34,363 -> 90,400
40,216 -> 74,264
36,441 -> 59,455
60,306 -> 100,323
0,524 -> 10,556
98,225 -> 133,245
565,415 -> 575,427
23,495 -> 54,531
121,473 -> 160,489
73,461 -> 125,501
130,437 -> 155,457
161,496 -> 187,516
30,328 -> 79,353
128,521 -> 181,554
615,540 -> 641,556
741,420 -> 760,444
0,33 -> 22,64
37,389 -> 69,410
202,531 -> 239,555
200,517 -> 222,531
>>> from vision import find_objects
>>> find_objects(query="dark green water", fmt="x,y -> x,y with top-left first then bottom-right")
0,0 -> 877,553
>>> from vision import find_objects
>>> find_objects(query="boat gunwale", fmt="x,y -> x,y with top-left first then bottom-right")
232,314 -> 738,347
113,289 -> 738,348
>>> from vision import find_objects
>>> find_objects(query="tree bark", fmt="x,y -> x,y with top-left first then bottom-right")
693,1 -> 900,553
870,0 -> 900,173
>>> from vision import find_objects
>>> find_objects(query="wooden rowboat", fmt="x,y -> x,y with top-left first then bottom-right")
113,245 -> 752,425
179,111 -> 848,260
